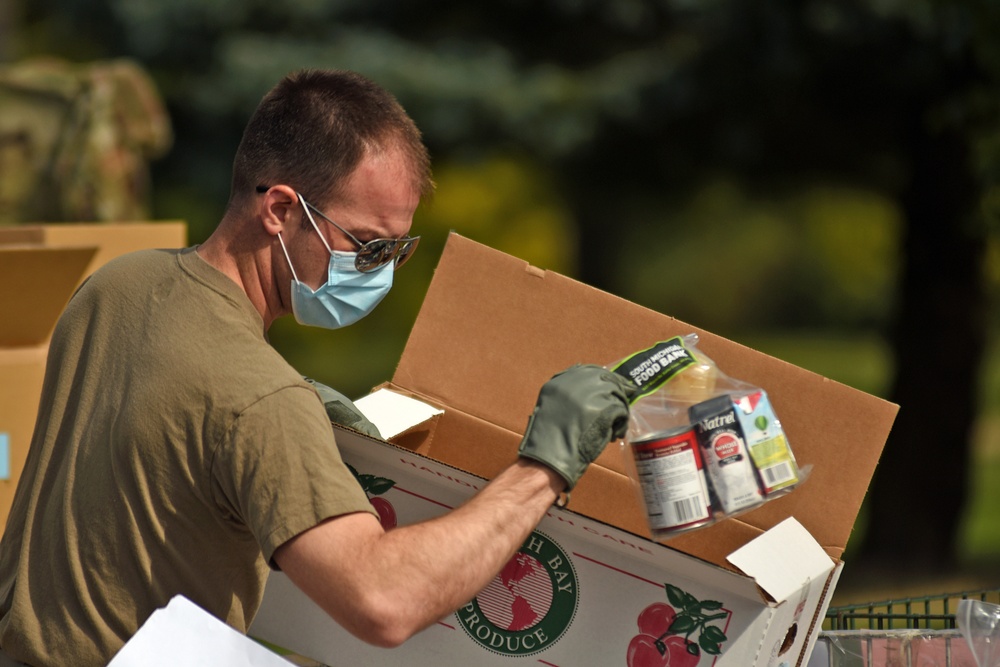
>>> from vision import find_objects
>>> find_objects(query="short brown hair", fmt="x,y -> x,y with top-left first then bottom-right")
229,69 -> 433,209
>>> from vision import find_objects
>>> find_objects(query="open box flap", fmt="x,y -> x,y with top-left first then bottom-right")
392,233 -> 898,560
727,517 -> 834,603
0,245 -> 97,347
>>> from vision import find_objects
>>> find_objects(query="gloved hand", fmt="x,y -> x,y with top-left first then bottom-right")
517,364 -> 637,491
303,377 -> 383,439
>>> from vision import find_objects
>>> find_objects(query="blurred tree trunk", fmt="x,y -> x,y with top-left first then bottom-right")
858,102 -> 987,572
567,170 -> 627,294
0,0 -> 20,62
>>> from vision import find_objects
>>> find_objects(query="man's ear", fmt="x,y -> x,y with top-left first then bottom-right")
259,185 -> 298,237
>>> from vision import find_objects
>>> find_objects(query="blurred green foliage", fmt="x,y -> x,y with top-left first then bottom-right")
8,0 -> 999,392
614,181 -> 901,334
7,0 -> 1000,571
272,162 -> 903,396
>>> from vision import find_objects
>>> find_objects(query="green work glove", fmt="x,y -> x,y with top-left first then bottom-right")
517,364 -> 637,491
303,377 -> 383,440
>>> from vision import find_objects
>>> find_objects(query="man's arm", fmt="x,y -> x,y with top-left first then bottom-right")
274,364 -> 635,648
274,459 -> 563,647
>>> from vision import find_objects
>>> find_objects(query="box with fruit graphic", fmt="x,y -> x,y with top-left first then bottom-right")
249,233 -> 897,665
251,420 -> 837,666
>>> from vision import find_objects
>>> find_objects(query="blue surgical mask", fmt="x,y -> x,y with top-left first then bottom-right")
277,214 -> 393,330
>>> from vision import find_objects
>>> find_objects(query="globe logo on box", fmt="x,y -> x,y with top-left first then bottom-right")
458,530 -> 578,656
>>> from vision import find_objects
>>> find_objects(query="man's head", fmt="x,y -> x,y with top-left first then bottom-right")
228,69 -> 433,211
201,69 -> 432,330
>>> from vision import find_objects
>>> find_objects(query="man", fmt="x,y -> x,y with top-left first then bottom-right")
0,69 -> 634,666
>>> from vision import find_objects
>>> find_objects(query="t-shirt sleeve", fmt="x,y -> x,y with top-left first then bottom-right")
210,385 -> 378,566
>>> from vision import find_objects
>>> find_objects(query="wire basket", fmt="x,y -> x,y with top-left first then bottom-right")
824,589 -> 1000,631
808,589 -> 1000,667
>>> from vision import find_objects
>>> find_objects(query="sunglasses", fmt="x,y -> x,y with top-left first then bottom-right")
256,185 -> 419,273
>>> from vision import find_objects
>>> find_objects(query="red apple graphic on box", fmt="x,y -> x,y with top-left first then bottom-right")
627,585 -> 729,667
347,463 -> 398,530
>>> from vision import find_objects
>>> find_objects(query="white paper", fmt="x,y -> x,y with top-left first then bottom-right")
726,517 -> 833,603
354,388 -> 443,439
107,595 -> 293,667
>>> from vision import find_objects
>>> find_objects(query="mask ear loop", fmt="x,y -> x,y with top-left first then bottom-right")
276,232 -> 300,284
277,192 -> 336,284
296,192 -> 335,255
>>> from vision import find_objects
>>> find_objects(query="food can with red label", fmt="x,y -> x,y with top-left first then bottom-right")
630,426 -> 714,536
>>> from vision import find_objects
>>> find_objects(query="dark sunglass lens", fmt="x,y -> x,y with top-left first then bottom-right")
355,240 -> 395,273
354,237 -> 419,272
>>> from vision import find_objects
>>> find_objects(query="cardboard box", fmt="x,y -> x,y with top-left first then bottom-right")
249,233 -> 898,666
0,222 -> 187,530
0,221 -> 187,288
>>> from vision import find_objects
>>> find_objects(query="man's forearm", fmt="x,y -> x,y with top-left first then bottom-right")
371,459 -> 563,629
275,364 -> 634,647
274,459 -> 564,647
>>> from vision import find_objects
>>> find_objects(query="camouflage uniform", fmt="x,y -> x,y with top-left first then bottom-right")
0,57 -> 172,224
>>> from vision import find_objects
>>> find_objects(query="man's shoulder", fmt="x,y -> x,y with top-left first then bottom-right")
196,328 -> 318,412
85,247 -> 187,284
106,246 -> 186,267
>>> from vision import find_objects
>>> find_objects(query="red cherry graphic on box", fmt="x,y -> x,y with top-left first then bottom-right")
346,463 -> 398,530
628,585 -> 728,666
663,636 -> 700,667
627,634 -> 670,667
370,497 -> 397,530
637,602 -> 677,637
627,633 -> 701,667
629,602 -> 682,667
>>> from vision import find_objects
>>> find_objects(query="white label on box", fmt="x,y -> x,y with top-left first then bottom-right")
354,388 -> 444,439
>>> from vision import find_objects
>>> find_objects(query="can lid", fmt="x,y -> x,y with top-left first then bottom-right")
631,425 -> 695,445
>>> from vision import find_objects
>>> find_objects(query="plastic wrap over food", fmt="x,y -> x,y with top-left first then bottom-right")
607,334 -> 809,540
958,600 -> 1000,667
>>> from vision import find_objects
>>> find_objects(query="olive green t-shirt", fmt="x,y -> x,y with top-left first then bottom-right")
0,247 -> 375,666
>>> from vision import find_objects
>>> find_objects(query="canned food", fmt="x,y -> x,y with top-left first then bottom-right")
630,426 -> 713,535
